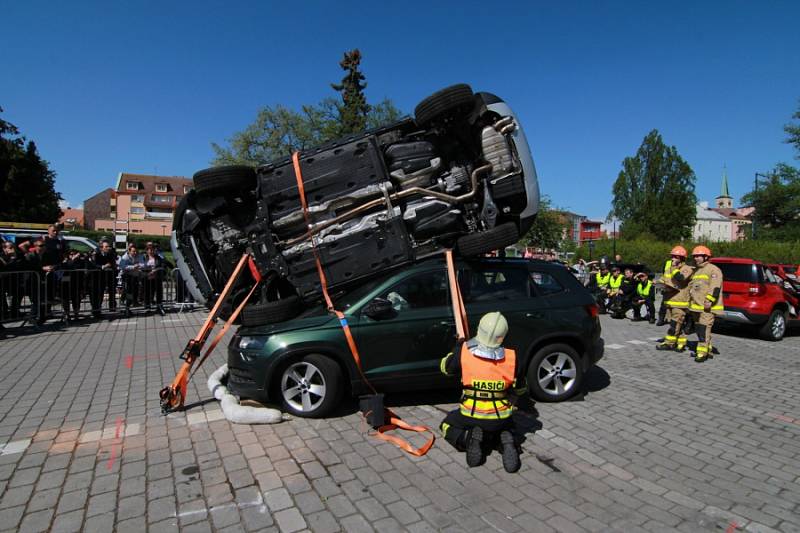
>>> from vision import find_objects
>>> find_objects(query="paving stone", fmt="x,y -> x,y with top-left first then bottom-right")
273,507 -> 307,532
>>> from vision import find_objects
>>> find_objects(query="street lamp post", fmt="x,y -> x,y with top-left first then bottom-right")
612,219 -> 617,259
752,172 -> 770,239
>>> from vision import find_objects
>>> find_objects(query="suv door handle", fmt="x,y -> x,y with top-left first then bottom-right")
526,312 -> 543,319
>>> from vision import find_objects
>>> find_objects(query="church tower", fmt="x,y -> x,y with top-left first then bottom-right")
715,166 -> 733,209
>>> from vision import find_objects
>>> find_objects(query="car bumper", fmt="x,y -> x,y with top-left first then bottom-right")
226,343 -> 271,401
588,337 -> 604,366
718,306 -> 768,325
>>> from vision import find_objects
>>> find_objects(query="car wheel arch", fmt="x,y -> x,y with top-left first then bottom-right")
267,346 -> 357,400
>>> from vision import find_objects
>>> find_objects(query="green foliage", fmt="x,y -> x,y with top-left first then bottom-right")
785,99 -> 800,158
611,129 -> 697,241
519,195 -> 569,250
741,163 -> 800,240
574,238 -> 800,271
331,49 -> 370,135
211,52 -> 404,167
0,107 -> 63,223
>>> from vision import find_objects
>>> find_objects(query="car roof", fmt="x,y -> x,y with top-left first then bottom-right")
711,256 -> 762,265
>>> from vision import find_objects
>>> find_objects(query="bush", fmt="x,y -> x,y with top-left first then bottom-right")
574,238 -> 800,271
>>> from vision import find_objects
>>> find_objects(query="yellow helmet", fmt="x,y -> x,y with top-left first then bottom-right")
476,312 -> 508,348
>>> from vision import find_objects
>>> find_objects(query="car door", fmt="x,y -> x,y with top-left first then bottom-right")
458,262 -> 551,366
353,267 -> 455,387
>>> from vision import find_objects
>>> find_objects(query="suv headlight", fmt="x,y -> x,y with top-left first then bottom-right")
238,336 -> 268,351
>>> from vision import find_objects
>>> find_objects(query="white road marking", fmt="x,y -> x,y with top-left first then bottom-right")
110,320 -> 137,327
161,318 -> 183,323
0,439 -> 31,455
175,491 -> 266,519
648,337 -> 662,341
605,344 -> 625,349
79,422 -> 140,443
627,340 -> 648,345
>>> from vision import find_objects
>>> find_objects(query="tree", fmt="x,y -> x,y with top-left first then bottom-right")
331,49 -> 370,135
212,52 -> 403,167
520,196 -> 568,250
785,99 -> 800,158
611,130 -> 697,241
0,107 -> 63,223
741,163 -> 800,240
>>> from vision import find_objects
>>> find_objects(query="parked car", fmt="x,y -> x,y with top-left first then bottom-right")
767,264 -> 800,291
0,232 -> 99,255
172,84 -> 540,322
227,257 -> 603,417
711,257 -> 800,341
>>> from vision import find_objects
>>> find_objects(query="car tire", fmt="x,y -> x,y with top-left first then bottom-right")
527,343 -> 584,402
414,84 -> 475,126
456,222 -> 519,257
193,165 -> 256,196
759,309 -> 787,341
241,296 -> 302,326
278,354 -> 342,418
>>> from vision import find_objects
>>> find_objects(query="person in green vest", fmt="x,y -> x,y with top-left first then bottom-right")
588,257 -> 611,313
632,272 -> 656,323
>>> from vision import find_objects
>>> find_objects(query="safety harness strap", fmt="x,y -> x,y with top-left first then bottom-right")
292,151 -> 434,457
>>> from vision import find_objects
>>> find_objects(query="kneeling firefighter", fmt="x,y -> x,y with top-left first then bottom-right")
439,312 -> 527,473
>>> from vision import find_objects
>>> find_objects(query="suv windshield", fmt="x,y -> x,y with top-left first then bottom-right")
716,263 -> 758,283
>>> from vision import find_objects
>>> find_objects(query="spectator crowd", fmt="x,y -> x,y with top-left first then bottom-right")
1,224 -> 183,326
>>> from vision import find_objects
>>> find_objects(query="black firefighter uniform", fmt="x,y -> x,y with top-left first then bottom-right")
688,262 -> 724,360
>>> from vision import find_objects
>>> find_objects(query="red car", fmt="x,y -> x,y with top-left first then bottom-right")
711,257 -> 800,341
767,264 -> 800,290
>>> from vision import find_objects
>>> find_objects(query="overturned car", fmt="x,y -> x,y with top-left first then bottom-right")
172,84 -> 540,324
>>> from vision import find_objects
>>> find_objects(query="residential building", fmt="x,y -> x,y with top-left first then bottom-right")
555,211 -> 606,244
93,173 -> 192,235
578,219 -> 604,243
693,201 -> 734,242
83,188 -> 114,230
59,208 -> 84,230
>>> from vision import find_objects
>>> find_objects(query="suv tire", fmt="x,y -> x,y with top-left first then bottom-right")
527,343 -> 584,402
759,309 -> 787,341
414,84 -> 475,126
193,165 -> 256,196
456,222 -> 519,257
241,296 -> 302,326
278,354 -> 342,418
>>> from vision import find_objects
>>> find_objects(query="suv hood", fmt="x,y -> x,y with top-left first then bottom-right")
236,313 -> 338,337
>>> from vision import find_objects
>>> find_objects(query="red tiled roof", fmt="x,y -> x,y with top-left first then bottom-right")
59,208 -> 85,226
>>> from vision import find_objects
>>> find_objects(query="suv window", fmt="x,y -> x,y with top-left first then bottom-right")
715,263 -> 758,283
458,265 -> 529,302
380,270 -> 448,311
530,270 -> 565,295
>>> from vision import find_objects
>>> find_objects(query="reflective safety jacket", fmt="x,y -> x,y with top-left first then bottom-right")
664,263 -> 695,308
459,343 -> 517,420
661,260 -> 680,290
595,272 -> 610,288
608,274 -> 623,294
637,280 -> 653,299
689,262 -> 724,314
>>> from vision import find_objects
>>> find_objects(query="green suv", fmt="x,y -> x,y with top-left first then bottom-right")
227,257 -> 604,417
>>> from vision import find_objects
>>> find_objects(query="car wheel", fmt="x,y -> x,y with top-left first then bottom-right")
759,309 -> 786,341
241,296 -> 302,326
414,84 -> 475,126
278,355 -> 342,418
456,222 -> 519,257
527,344 -> 584,402
193,165 -> 256,196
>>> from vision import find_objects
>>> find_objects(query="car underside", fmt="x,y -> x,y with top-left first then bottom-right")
172,84 -> 540,324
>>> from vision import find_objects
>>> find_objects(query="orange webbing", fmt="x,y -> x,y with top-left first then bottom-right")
291,151 -> 434,455
445,249 -> 469,341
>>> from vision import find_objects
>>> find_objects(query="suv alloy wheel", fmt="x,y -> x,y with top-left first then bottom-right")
527,343 -> 584,402
278,354 -> 342,417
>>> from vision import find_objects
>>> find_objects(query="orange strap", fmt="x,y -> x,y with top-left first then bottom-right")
445,249 -> 469,341
291,151 -> 434,455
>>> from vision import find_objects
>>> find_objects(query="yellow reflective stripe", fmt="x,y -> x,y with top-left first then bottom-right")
439,355 -> 450,375
666,300 -> 689,307
712,305 -> 723,310
461,398 -> 512,412
705,294 -> 716,302
690,303 -> 724,311
664,335 -> 677,341
696,346 -> 708,352
693,274 -> 710,280
441,422 -> 450,437
459,407 -> 513,420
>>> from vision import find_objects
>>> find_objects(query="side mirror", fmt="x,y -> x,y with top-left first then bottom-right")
363,298 -> 396,320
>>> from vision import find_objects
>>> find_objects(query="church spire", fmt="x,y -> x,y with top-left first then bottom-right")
716,164 -> 733,209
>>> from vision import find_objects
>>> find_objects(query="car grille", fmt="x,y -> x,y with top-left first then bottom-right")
228,367 -> 256,385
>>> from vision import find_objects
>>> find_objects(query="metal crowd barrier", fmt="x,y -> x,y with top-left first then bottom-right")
0,267 -> 197,329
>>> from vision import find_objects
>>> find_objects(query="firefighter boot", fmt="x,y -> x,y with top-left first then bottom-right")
466,427 -> 486,467
675,336 -> 687,353
500,431 -> 521,473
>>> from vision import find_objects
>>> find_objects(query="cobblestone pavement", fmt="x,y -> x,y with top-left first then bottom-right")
0,308 -> 799,533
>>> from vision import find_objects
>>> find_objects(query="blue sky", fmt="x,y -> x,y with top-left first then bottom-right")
3,1 -> 799,221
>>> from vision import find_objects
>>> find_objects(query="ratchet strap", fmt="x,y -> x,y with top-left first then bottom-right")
445,249 -> 469,342
292,151 -> 435,456
159,253 -> 261,413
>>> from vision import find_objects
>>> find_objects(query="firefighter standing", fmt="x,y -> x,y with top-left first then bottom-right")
656,246 -> 694,352
632,272 -> 655,323
687,246 -> 724,362
439,312 -> 526,473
